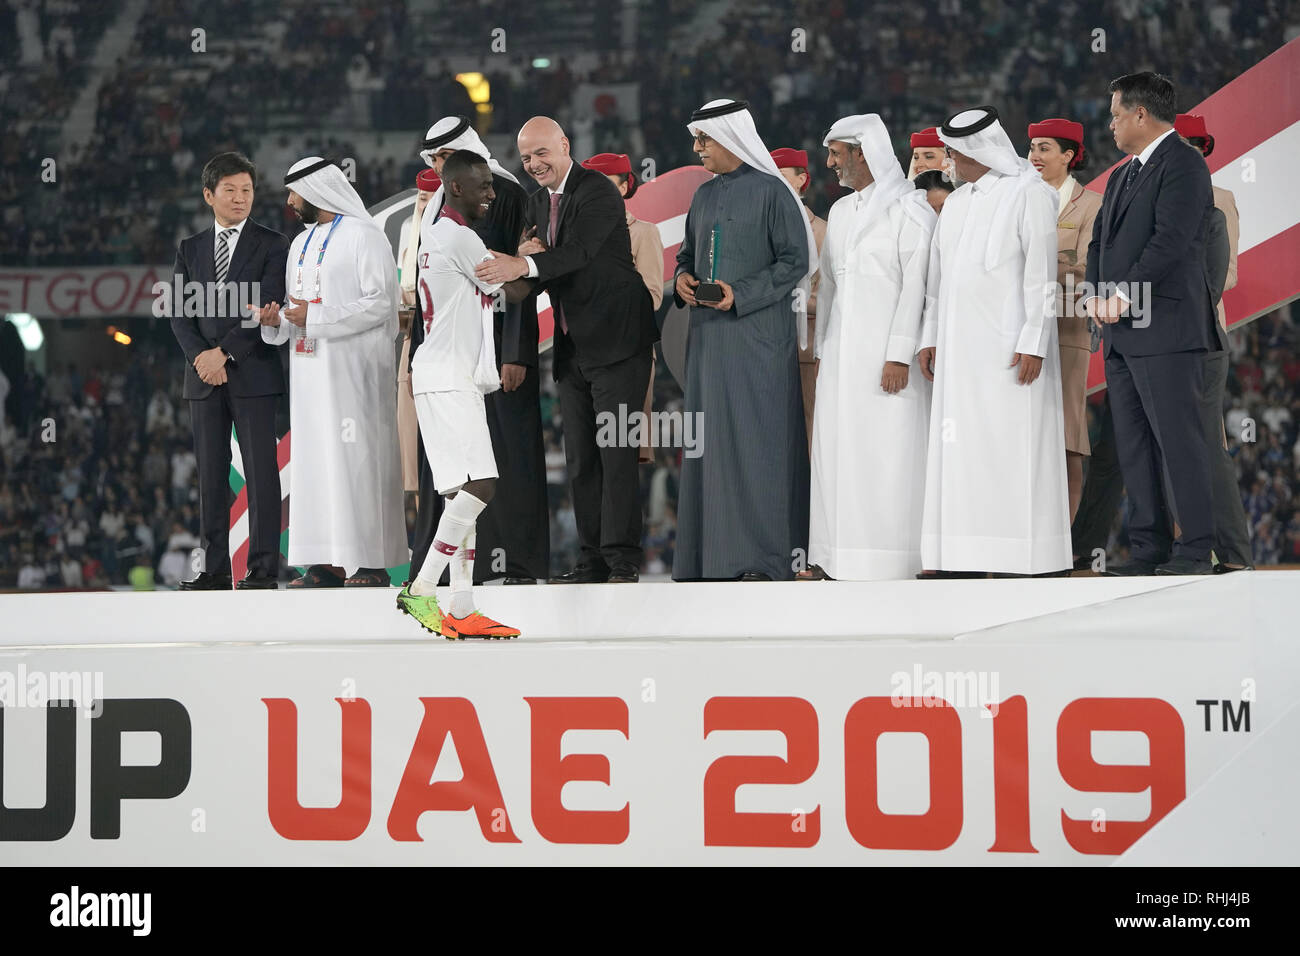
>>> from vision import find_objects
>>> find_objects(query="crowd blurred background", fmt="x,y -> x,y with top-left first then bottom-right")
1,0 -> 1297,586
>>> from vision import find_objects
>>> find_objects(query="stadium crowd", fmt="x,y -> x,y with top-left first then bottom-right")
1,0 -> 1297,587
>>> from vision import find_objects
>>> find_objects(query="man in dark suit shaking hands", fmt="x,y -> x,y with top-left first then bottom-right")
1085,73 -> 1226,576
476,117 -> 658,583
170,152 -> 290,590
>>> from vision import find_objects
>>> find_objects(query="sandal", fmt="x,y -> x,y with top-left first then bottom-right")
345,567 -> 391,588
288,565 -> 346,589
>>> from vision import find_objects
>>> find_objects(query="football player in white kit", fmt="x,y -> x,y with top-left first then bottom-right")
396,150 -> 530,638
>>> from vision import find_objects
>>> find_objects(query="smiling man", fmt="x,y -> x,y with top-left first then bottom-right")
475,116 -> 657,583
407,116 -> 549,589
670,98 -> 816,582
169,152 -> 289,591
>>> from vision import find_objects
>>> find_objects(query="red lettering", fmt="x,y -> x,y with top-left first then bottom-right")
46,273 -> 89,317
0,272 -> 40,312
130,267 -> 166,314
387,697 -> 520,843
844,697 -> 962,850
988,695 -> 1036,853
703,697 -> 819,847
89,271 -> 131,314
526,697 -> 629,844
1058,697 -> 1185,854
264,697 -> 371,840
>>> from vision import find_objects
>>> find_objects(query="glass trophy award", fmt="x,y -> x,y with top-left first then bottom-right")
696,225 -> 724,304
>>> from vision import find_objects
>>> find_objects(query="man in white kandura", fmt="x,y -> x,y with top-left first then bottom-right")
396,150 -> 526,639
254,157 -> 408,588
917,107 -> 1071,577
805,113 -> 936,581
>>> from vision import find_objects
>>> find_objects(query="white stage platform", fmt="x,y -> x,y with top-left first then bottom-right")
0,574 -> 1204,646
2,573 -> 1295,865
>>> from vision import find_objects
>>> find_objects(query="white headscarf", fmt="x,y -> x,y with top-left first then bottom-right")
284,157 -> 382,232
936,108 -> 1035,178
687,99 -> 819,348
938,107 -> 1052,268
419,116 -> 519,230
823,113 -> 934,245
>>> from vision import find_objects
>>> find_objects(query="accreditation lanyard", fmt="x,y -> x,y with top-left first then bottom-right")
294,214 -> 344,304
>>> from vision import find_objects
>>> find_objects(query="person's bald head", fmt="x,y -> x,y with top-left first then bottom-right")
518,116 -> 571,189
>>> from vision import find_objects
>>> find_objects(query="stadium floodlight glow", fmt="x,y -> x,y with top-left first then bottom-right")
106,325 -> 132,346
531,57 -> 550,68
5,313 -> 43,351
456,72 -> 491,104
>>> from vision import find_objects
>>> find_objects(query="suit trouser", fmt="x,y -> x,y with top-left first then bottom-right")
1104,348 -> 1214,562
189,390 -> 280,576
555,344 -> 650,570
1199,350 -> 1253,566
1070,393 -> 1124,560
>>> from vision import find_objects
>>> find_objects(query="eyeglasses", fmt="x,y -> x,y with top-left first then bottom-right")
693,132 -> 712,148
944,146 -> 954,157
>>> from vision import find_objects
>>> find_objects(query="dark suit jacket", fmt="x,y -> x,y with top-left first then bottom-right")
170,218 -> 290,400
525,162 -> 657,377
1086,133 -> 1224,357
1204,206 -> 1230,309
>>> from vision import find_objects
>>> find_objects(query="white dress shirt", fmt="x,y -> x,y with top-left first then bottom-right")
525,161 -> 574,279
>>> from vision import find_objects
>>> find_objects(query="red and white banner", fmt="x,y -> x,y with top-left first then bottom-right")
0,266 -> 170,319
1084,37 -> 1300,390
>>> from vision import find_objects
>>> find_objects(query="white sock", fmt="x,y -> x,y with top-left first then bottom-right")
411,492 -> 487,596
450,530 -> 476,617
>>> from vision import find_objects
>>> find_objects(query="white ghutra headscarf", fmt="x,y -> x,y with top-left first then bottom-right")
419,116 -> 520,230
938,106 -> 1053,268
823,113 -> 935,247
687,99 -> 820,349
284,157 -> 383,232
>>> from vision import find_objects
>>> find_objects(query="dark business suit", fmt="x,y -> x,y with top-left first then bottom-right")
170,218 -> 289,578
407,173 -> 550,583
1198,206 -> 1253,566
527,162 -> 658,571
1087,132 -> 1226,564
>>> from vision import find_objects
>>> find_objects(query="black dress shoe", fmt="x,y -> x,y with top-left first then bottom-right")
607,564 -> 639,583
739,571 -> 772,581
1155,556 -> 1213,576
179,571 -> 233,591
1102,558 -> 1161,577
1213,563 -> 1254,574
549,565 -> 609,584
236,572 -> 279,590
502,577 -> 537,585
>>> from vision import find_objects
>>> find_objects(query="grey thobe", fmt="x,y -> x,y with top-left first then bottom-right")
671,163 -> 811,580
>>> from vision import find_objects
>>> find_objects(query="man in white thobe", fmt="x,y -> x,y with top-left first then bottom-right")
808,114 -> 936,580
255,157 -> 408,587
917,108 -> 1070,576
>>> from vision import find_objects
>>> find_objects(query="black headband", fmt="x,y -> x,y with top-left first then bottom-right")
940,106 -> 1000,138
422,116 -> 472,150
690,100 -> 749,122
284,159 -> 332,185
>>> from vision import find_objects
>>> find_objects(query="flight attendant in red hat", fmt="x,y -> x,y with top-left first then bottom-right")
1029,117 -> 1101,524
907,127 -> 947,179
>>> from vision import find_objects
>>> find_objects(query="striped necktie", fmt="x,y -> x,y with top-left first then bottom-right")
215,228 -> 236,284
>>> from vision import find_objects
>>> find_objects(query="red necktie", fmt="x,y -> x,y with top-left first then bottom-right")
549,192 -> 567,333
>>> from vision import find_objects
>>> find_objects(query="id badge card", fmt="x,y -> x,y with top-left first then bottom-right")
294,324 -> 317,356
